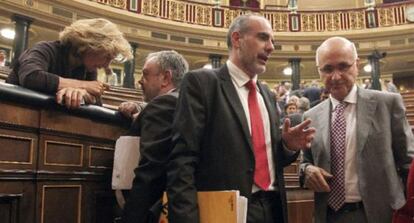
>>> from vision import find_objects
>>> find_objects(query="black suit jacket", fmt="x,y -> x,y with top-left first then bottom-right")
167,65 -> 298,223
122,91 -> 178,223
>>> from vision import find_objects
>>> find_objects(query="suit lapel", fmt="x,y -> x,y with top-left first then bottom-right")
218,65 -> 252,147
356,88 -> 377,153
318,99 -> 332,166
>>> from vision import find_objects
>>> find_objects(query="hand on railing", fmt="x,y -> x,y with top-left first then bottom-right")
56,87 -> 97,109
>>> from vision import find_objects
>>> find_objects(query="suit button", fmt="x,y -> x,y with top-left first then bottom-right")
247,168 -> 254,173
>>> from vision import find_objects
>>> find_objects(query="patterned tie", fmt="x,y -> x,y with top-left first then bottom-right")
245,80 -> 271,190
328,102 -> 347,211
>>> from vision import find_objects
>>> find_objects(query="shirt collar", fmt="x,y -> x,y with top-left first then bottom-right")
166,88 -> 176,94
226,60 -> 258,88
330,84 -> 357,108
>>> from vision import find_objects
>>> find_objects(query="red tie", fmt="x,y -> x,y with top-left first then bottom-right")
246,80 -> 271,190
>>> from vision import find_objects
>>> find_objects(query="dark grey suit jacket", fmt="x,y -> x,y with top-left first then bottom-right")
122,91 -> 178,223
300,88 -> 414,223
167,65 -> 298,223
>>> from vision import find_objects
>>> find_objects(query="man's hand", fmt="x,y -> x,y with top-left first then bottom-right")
118,101 -> 147,120
282,118 -> 316,151
304,165 -> 332,192
56,87 -> 96,109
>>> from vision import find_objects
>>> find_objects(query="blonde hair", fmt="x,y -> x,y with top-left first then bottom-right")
59,18 -> 133,62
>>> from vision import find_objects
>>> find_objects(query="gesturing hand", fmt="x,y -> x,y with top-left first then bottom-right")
282,118 -> 316,151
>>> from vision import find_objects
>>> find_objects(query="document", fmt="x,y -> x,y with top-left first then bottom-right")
159,190 -> 247,223
111,136 -> 140,190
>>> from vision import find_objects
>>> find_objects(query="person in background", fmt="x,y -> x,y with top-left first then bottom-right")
303,80 -> 322,105
310,87 -> 329,108
105,67 -> 118,86
284,102 -> 298,116
384,79 -> 399,93
300,36 -> 414,223
121,50 -> 188,223
0,50 -> 9,67
167,14 -> 315,223
362,78 -> 371,89
7,18 -> 132,109
297,96 -> 310,114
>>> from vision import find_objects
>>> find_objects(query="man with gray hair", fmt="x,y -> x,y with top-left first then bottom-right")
167,14 -> 315,223
300,36 -> 413,223
121,50 -> 188,223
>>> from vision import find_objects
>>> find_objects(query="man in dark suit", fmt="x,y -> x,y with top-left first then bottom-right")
300,37 -> 414,223
303,80 -> 321,105
167,14 -> 315,223
121,50 -> 188,223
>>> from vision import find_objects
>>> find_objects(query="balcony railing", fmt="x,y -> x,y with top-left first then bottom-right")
90,0 -> 414,32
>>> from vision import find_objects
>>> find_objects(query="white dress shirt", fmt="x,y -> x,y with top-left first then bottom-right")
330,85 -> 361,202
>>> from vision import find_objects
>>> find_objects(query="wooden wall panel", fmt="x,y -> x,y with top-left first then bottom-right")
40,185 -> 82,223
0,128 -> 38,171
88,146 -> 114,169
40,110 -> 126,140
44,141 -> 83,167
38,135 -> 86,173
0,134 -> 33,164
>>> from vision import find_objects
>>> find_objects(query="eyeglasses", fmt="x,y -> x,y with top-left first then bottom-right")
318,61 -> 356,75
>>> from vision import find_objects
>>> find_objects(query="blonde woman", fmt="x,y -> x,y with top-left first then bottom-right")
7,18 -> 133,109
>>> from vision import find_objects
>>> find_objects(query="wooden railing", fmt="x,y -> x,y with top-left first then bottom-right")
0,66 -> 143,110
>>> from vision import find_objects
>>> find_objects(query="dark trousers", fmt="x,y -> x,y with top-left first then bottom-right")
247,191 -> 283,223
327,202 -> 367,223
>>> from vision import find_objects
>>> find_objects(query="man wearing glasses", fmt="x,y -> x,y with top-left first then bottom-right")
300,36 -> 414,223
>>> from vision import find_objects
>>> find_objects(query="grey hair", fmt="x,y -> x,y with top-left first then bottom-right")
146,50 -> 189,88
315,36 -> 358,66
298,97 -> 310,112
227,14 -> 267,50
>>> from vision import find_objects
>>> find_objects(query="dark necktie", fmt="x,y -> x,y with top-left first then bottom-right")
328,102 -> 347,211
246,80 -> 271,190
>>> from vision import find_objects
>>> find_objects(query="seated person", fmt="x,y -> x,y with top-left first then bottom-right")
7,18 -> 132,109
